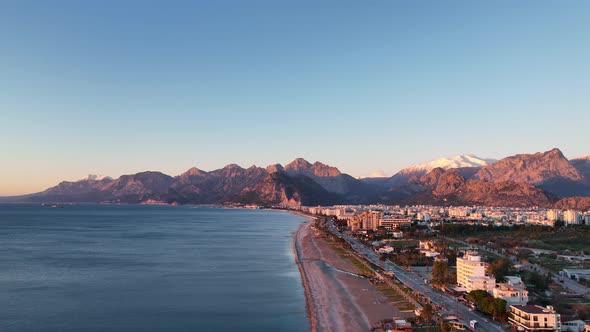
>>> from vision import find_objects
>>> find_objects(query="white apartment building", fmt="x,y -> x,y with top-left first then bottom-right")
363,211 -> 382,230
380,217 -> 411,229
465,276 -> 496,293
509,305 -> 561,332
417,212 -> 431,221
493,276 -> 529,306
563,210 -> 581,225
456,251 -> 496,293
547,210 -> 560,221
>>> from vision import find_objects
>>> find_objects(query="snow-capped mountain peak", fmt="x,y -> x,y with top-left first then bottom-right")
80,174 -> 113,181
572,154 -> 590,161
399,155 -> 496,174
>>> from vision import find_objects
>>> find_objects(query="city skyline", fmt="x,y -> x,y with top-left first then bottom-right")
2,1 -> 590,195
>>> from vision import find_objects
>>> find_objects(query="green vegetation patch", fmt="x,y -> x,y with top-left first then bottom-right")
385,240 -> 419,248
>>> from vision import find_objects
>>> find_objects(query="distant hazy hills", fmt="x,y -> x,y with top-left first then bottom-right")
3,149 -> 590,210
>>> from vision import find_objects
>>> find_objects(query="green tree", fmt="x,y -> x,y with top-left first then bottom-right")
466,290 -> 507,320
489,298 -> 507,319
432,260 -> 451,286
487,258 -> 513,282
466,290 -> 488,303
522,271 -> 550,291
421,303 -> 434,322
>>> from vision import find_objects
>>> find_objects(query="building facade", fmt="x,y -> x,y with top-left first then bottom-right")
456,251 -> 496,293
380,217 -> 412,229
561,319 -> 586,332
347,211 -> 383,231
563,210 -> 581,225
493,276 -> 529,306
546,210 -> 560,222
509,305 -> 561,332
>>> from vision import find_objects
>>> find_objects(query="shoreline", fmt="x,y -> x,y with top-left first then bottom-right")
290,211 -> 411,332
292,213 -> 319,332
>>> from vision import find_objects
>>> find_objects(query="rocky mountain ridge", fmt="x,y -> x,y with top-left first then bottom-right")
392,168 -> 557,208
13,159 -> 380,206
370,154 -> 496,188
3,149 -> 590,209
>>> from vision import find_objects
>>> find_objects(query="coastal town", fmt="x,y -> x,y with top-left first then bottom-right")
292,204 -> 590,332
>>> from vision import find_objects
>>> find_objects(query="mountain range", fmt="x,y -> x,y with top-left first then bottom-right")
3,148 -> 590,210
366,154 -> 497,188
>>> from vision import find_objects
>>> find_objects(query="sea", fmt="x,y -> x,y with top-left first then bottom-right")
0,204 -> 309,331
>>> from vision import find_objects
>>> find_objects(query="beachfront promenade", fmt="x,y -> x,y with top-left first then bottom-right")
294,216 -> 410,332
324,220 -> 509,332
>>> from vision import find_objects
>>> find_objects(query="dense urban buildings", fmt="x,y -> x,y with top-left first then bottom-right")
301,204 -> 590,230
301,203 -> 588,332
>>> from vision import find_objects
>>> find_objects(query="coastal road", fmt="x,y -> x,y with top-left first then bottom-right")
297,219 -> 413,332
326,222 -> 508,332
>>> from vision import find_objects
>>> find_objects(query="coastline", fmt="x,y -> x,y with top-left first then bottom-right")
290,211 -> 410,332
292,213 -> 319,332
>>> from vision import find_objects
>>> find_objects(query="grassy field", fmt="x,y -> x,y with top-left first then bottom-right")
377,283 -> 406,302
530,256 -> 590,273
384,240 -> 419,248
456,226 -> 590,254
375,282 -> 416,311
350,256 -> 374,275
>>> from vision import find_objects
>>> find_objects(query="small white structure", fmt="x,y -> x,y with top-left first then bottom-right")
560,269 -> 590,282
378,246 -> 395,254
493,276 -> 529,305
561,319 -> 586,332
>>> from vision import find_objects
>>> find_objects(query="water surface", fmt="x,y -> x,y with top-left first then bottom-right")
0,204 -> 308,331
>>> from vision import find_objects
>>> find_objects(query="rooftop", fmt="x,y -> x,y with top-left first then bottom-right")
511,305 -> 556,314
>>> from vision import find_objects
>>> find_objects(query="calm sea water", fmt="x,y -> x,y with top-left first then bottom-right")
0,204 -> 309,331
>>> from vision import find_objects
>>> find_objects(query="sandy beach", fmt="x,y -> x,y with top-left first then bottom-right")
293,215 -> 410,332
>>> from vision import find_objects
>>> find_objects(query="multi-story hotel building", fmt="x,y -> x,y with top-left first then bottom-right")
456,251 -> 496,293
509,305 -> 561,332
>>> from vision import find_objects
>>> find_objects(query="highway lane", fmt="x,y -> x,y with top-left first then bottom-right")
325,221 -> 508,332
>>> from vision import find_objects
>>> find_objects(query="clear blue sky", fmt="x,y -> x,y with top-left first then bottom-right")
1,1 -> 589,195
